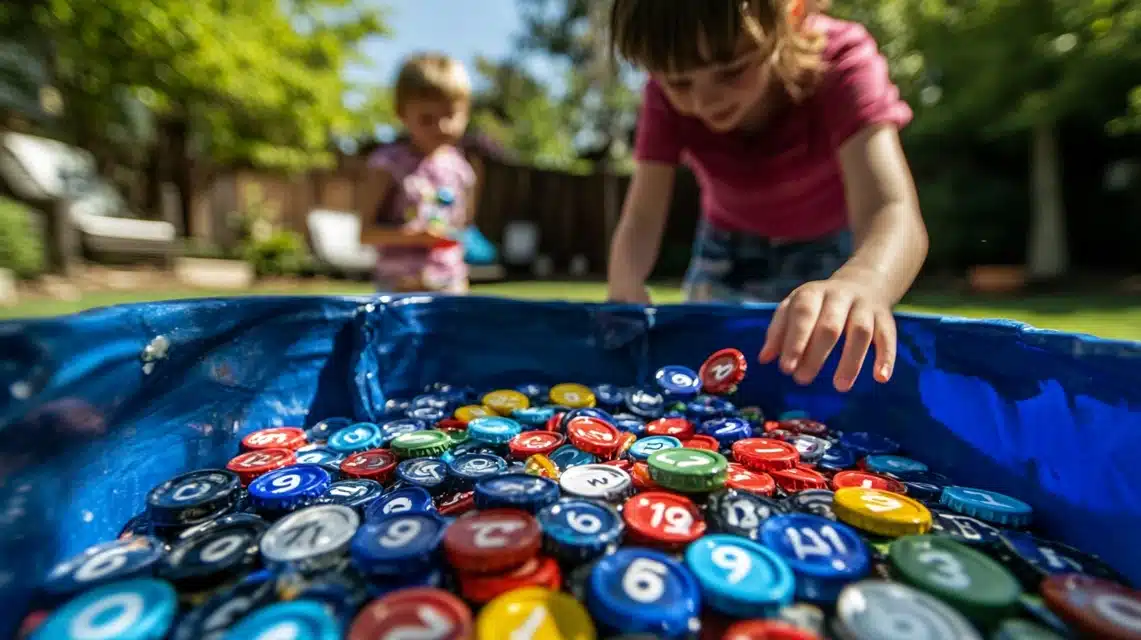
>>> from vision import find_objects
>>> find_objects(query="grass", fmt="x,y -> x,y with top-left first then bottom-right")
2,280 -> 1139,342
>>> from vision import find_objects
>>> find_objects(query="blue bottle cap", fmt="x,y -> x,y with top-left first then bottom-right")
887,470 -> 950,502
37,578 -> 177,640
592,384 -> 625,407
760,513 -> 871,603
624,386 -> 667,419
383,398 -> 412,417
318,479 -> 385,512
395,458 -> 451,494
350,511 -> 447,576
512,406 -> 555,426
863,454 -> 928,475
448,453 -> 508,485
698,417 -> 753,447
161,517 -> 263,589
365,486 -> 436,522
784,489 -> 837,521
817,445 -> 858,472
549,444 -> 598,470
613,416 -> 647,437
466,416 -> 523,444
686,534 -> 795,617
406,406 -> 446,424
626,435 -> 682,462
515,383 -> 550,401
412,393 -> 451,410
559,407 -> 614,432
928,507 -> 1001,547
378,418 -> 426,444
223,600 -> 340,640
306,417 -> 351,443
999,531 -> 1126,584
328,422 -> 383,454
42,536 -> 165,597
940,486 -> 1033,527
704,489 -> 786,539
779,410 -> 810,420
365,565 -> 447,599
537,498 -> 624,562
788,434 -> 829,463
170,575 -> 276,640
838,431 -> 900,456
587,548 -> 700,637
295,445 -> 344,466
655,365 -> 702,398
146,469 -> 242,528
474,473 -> 560,513
248,464 -> 332,513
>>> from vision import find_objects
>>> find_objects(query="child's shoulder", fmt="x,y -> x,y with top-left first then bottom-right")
813,16 -> 883,74
368,142 -> 420,175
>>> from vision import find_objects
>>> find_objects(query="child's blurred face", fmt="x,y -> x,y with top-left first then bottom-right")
401,97 -> 469,153
654,34 -> 775,133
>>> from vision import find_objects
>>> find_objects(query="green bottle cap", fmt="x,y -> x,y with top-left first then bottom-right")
447,429 -> 469,446
991,618 -> 1066,640
888,535 -> 1022,622
646,448 -> 728,492
390,429 -> 451,458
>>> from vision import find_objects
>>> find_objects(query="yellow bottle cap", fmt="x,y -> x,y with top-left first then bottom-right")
833,487 -> 933,537
477,587 -> 596,640
482,390 -> 531,416
549,383 -> 596,409
455,405 -> 495,423
525,454 -> 561,480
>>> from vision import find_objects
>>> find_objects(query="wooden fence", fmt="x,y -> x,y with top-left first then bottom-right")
194,154 -> 703,276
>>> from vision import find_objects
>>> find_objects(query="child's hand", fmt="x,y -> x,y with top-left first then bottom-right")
758,275 -> 897,392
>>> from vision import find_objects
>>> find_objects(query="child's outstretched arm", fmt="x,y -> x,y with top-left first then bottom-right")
607,162 -> 677,303
760,123 -> 928,392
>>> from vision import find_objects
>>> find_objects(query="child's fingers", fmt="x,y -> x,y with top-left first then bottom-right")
833,301 -> 876,392
872,310 -> 898,383
759,299 -> 790,364
779,289 -> 824,374
793,293 -> 852,385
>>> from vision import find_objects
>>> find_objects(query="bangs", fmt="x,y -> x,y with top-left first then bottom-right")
611,0 -> 780,73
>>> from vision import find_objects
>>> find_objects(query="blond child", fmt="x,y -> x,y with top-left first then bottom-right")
360,53 -> 476,293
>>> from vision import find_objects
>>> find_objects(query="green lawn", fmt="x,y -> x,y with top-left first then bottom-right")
3,280 -> 1139,342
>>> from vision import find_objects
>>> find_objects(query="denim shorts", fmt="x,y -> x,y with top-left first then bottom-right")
682,218 -> 853,303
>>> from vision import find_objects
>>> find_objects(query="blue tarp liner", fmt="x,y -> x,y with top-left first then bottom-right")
0,295 -> 1139,634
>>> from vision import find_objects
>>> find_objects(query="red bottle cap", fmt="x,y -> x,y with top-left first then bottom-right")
699,348 -> 747,394
732,438 -> 800,471
630,462 -> 660,490
544,413 -> 564,433
725,463 -> 776,496
340,448 -> 398,482
831,470 -> 907,494
724,620 -> 822,639
566,417 -> 621,456
457,555 -> 562,604
443,509 -> 541,574
437,418 -> 467,434
781,419 -> 829,437
1040,574 -> 1141,640
613,432 -> 638,459
437,491 -> 476,516
770,465 -> 828,492
683,435 -> 721,451
347,587 -> 473,640
622,491 -> 706,547
508,431 -> 566,459
226,448 -> 296,485
241,427 -> 307,452
646,417 -> 695,439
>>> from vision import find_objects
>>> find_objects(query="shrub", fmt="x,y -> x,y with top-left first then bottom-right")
0,197 -> 45,278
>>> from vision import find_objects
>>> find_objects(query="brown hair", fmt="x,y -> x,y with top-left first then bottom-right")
610,0 -> 829,100
393,53 -> 472,114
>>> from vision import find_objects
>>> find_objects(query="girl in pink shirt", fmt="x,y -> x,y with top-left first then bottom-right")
608,0 -> 929,392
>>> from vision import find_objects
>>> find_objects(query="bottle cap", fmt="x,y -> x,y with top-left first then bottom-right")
478,587 -> 595,639
161,515 -> 264,591
443,508 -> 542,574
260,504 -> 359,573
886,470 -> 950,503
512,405 -> 556,427
474,473 -> 560,513
306,417 -> 351,444
928,508 -> 1001,548
998,531 -> 1126,586
390,429 -> 452,458
592,383 -> 625,407
524,454 -> 562,480
447,453 -> 508,486
549,444 -> 599,470
622,491 -> 706,548
837,432 -> 900,456
724,463 -> 776,496
699,417 -> 753,447
699,348 -> 747,394
226,448 -> 297,486
226,600 -> 340,640
655,365 -> 703,398
817,445 -> 858,472
295,445 -> 344,467
396,457 -> 451,493
682,435 -> 722,451
365,486 -> 437,521
833,487 -> 932,537
831,471 -> 908,494
34,578 -> 177,640
587,548 -> 700,637
940,486 -> 1033,527
705,489 -> 786,540
248,464 -> 332,513
760,514 -> 871,603
241,427 -> 307,452
42,536 -> 165,598
781,419 -> 830,437
516,383 -> 551,402
549,383 -> 596,408
863,455 -> 928,476
437,490 -> 476,516
627,435 -> 683,462
146,469 -> 242,528
770,466 -> 829,493
458,555 -> 563,604
1040,574 -> 1141,639
169,575 -> 276,640
624,387 -> 667,419
646,448 -> 729,493
784,489 -> 837,521
732,438 -> 800,472
481,389 -> 531,415
723,620 -> 820,639
379,418 -> 427,445
339,449 -> 398,482
328,423 -> 384,454
833,580 -> 982,640
558,464 -> 634,503
787,435 -> 830,464
508,431 -> 565,459
349,587 -> 473,640
350,511 -> 448,576
455,404 -> 496,422
888,534 -> 1022,622
686,533 -> 795,617
645,417 -> 696,440
538,498 -> 624,563
317,479 -> 385,513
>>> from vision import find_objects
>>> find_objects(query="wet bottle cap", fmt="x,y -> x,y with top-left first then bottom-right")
294,445 -> 344,467
248,464 -> 332,514
567,416 -> 623,457
478,586 -> 595,639
998,530 -> 1127,587
888,534 -> 1022,622
306,417 -> 351,444
832,471 -> 908,494
760,514 -> 871,604
1040,573 -> 1141,639
833,487 -> 933,537
622,491 -> 707,548
699,348 -> 748,394
467,417 -> 523,445
380,418 -> 427,444
785,489 -> 838,521
928,507 -> 1001,548
558,464 -> 634,503
705,489 -> 786,540
241,427 -> 308,452
447,452 -> 508,486
365,486 -> 437,521
396,457 -> 451,494
169,574 -> 276,640
549,444 -> 598,470
683,434 -> 722,451
339,449 -> 398,482
458,555 -> 563,604
627,435 -> 683,462
863,455 -> 928,475
482,389 -> 531,415
593,383 -> 625,407
348,587 -> 473,640
161,515 -> 265,593
817,445 -> 858,472
443,508 -> 542,574
725,463 -> 776,496
328,423 -> 384,455
224,600 -> 340,640
259,504 -> 360,573
34,578 -> 177,640
350,511 -> 448,576
537,498 -> 624,563
391,429 -> 453,458
587,548 -> 701,637
887,470 -> 951,503
788,435 -> 830,464
833,580 -> 982,640
732,438 -> 800,472
624,386 -> 668,419
549,383 -> 596,408
508,431 -> 565,459
226,448 -> 296,486
770,466 -> 830,493
474,473 -> 560,513
317,479 -> 385,513
940,486 -> 1034,527
41,536 -> 165,598
647,448 -> 729,493
686,533 -> 795,618
699,417 -> 754,448
146,469 -> 242,529
655,365 -> 703,398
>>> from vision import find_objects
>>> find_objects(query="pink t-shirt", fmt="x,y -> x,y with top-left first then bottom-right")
634,16 -> 913,240
368,143 -> 476,227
